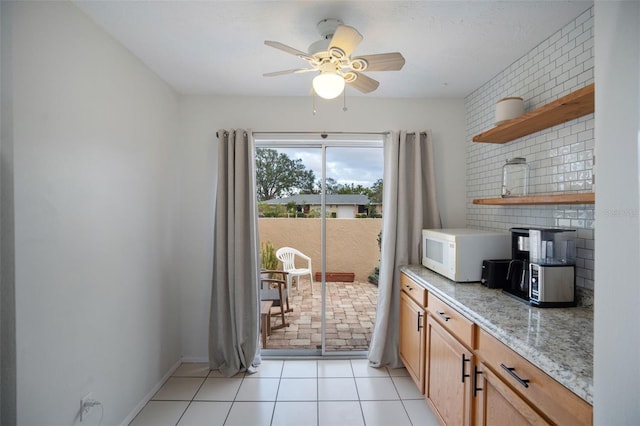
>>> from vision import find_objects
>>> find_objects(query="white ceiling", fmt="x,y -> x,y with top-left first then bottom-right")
74,0 -> 593,98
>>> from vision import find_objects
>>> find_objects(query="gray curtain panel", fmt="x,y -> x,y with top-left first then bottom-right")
368,130 -> 441,368
209,129 -> 260,377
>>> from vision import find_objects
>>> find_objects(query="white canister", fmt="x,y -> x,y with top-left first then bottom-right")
495,97 -> 524,125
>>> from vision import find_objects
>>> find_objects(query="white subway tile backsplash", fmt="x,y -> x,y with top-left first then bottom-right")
465,7 -> 595,290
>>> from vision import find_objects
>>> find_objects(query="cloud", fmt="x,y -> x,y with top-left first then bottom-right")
279,147 -> 383,187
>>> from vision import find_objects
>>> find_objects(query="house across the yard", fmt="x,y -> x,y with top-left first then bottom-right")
262,194 -> 381,218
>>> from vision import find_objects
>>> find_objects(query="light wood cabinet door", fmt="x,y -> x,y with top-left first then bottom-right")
476,329 -> 592,426
426,315 -> 473,426
474,361 -> 549,426
399,291 -> 426,393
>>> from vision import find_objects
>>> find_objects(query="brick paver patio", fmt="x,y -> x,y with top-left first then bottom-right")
264,279 -> 379,351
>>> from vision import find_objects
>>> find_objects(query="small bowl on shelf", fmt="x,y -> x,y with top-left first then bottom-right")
495,97 -> 524,125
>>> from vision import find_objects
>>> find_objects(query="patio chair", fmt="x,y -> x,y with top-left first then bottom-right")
260,270 -> 292,331
276,247 -> 315,294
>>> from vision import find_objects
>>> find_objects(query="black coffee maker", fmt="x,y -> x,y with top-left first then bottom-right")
504,228 -> 531,302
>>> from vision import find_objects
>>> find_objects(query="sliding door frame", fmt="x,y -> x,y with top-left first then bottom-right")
254,132 -> 386,357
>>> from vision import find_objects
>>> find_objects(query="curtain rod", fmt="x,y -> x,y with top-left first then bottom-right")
251,131 -> 392,136
216,130 -> 248,138
251,131 -> 428,136
216,130 -> 427,138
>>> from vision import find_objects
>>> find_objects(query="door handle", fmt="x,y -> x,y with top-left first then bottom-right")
473,366 -> 483,397
461,354 -> 471,383
436,311 -> 450,322
500,363 -> 530,388
417,312 -> 423,331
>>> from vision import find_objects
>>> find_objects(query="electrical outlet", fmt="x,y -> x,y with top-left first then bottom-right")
80,392 -> 93,422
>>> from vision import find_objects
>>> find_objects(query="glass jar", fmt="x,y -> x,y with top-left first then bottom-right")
502,157 -> 529,197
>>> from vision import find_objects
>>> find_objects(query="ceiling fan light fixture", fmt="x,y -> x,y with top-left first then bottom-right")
313,72 -> 345,99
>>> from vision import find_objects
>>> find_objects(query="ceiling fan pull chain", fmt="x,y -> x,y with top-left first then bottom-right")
343,90 -> 348,112
312,91 -> 317,116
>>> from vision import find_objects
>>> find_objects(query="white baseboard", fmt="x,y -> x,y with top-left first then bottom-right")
119,359 -> 182,426
179,356 -> 208,363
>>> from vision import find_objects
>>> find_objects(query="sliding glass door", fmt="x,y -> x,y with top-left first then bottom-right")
255,133 -> 383,356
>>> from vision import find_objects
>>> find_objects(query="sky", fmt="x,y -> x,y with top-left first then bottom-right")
278,146 -> 383,188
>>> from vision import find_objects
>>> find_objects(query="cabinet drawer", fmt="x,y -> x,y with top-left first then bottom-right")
401,273 -> 427,307
475,360 -> 550,426
476,329 -> 592,426
427,293 -> 474,348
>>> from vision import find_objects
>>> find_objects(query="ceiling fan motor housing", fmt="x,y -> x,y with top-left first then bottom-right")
308,18 -> 343,56
317,18 -> 343,39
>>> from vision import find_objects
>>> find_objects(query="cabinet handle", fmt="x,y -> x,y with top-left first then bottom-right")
473,366 -> 483,397
417,312 -> 423,331
461,354 -> 471,383
500,363 -> 530,388
436,311 -> 450,322
405,285 -> 413,291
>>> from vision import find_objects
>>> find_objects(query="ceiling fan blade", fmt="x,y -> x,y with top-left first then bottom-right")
352,53 -> 406,71
264,40 -> 309,58
328,25 -> 363,58
347,72 -> 380,93
263,68 -> 317,77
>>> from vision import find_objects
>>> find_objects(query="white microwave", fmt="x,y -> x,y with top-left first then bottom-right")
422,228 -> 511,282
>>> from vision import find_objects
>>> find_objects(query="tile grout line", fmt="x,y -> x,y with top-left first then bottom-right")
149,362 -> 426,426
172,375 -> 207,426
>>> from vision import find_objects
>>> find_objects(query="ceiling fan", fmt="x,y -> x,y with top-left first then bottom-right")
263,18 -> 405,99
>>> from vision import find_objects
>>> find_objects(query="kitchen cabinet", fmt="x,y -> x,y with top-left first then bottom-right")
425,293 -> 475,426
398,270 -> 593,426
399,274 -> 427,393
475,329 -> 592,426
474,360 -> 548,425
426,315 -> 474,426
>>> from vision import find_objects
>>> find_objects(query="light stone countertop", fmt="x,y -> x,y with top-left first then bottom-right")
400,264 -> 593,405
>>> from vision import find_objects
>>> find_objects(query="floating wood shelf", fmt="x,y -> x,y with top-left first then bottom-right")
473,193 -> 595,206
473,83 -> 595,144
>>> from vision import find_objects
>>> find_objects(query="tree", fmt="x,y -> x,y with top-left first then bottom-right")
255,148 -> 316,201
319,177 -> 339,194
366,178 -> 383,204
321,179 -> 370,195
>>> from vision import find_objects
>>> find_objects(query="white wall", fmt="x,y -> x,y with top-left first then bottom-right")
1,1 -> 18,424
8,2 -> 182,425
177,95 -> 466,359
593,1 -> 640,423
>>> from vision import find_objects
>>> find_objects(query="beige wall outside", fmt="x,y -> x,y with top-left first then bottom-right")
259,218 -> 383,282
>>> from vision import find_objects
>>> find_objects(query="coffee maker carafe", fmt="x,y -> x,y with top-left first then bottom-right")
504,228 -> 531,302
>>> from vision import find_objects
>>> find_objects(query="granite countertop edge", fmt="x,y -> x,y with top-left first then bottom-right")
400,264 -> 593,405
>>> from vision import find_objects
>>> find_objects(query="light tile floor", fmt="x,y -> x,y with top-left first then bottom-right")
130,360 -> 441,426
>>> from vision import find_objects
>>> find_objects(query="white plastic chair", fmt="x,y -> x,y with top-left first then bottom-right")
276,247 -> 315,294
